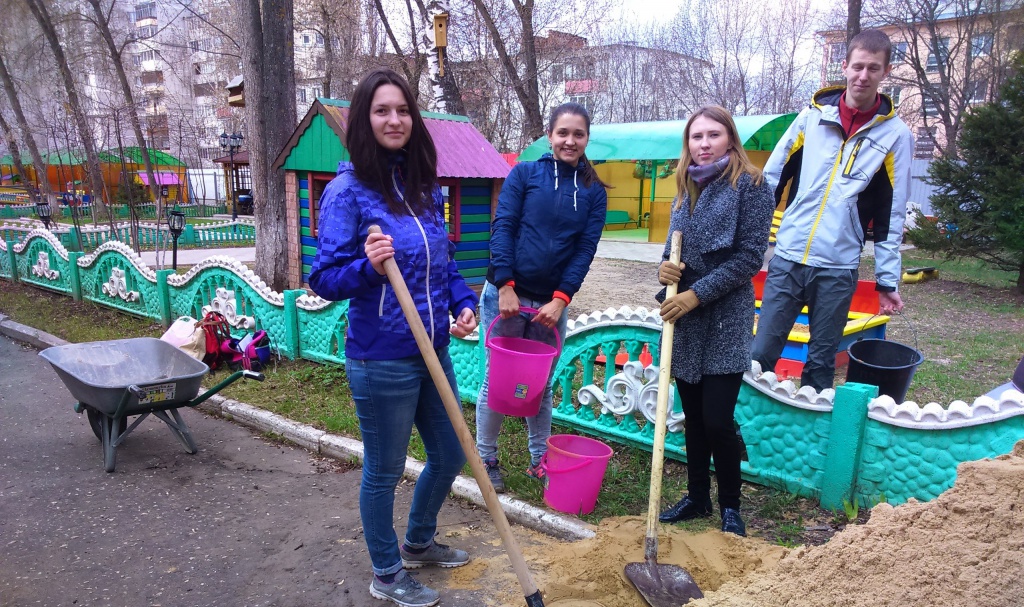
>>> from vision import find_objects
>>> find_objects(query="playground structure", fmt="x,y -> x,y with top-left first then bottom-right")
517,114 -> 799,243
0,147 -> 189,205
273,98 -> 511,290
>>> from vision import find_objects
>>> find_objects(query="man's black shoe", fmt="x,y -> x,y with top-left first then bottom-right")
658,495 -> 713,523
721,508 -> 746,537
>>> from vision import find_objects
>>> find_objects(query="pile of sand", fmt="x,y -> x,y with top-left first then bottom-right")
690,440 -> 1024,606
449,441 -> 1024,606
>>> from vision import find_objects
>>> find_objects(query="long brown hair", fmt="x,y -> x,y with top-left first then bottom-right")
675,105 -> 762,210
346,68 -> 437,216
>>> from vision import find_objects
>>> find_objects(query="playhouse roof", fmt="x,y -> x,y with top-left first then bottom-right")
517,113 -> 798,162
274,98 -> 511,179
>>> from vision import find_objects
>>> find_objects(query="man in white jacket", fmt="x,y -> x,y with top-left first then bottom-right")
752,29 -> 914,392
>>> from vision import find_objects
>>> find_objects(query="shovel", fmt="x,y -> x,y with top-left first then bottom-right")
625,231 -> 704,606
367,226 -> 545,607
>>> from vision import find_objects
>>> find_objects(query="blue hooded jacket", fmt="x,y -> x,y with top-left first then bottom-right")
487,153 -> 608,301
308,160 -> 478,360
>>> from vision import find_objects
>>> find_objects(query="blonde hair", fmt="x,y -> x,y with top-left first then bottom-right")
675,105 -> 763,211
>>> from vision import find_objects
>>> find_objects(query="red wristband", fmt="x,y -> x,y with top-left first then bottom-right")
502,280 -> 515,289
552,290 -> 571,305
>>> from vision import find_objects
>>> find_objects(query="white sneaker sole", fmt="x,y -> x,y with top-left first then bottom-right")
401,557 -> 470,570
369,582 -> 440,607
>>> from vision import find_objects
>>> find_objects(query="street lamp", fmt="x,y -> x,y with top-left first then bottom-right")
167,208 -> 185,270
35,200 -> 52,231
219,131 -> 244,220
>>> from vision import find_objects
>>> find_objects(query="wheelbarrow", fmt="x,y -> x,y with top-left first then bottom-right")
39,337 -> 264,472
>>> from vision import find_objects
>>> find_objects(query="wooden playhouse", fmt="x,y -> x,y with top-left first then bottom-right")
274,98 -> 511,291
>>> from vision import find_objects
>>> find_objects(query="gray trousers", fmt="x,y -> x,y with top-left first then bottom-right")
751,256 -> 858,391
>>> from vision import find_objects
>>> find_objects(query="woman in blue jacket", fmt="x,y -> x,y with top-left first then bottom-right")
309,69 -> 478,607
477,102 -> 609,493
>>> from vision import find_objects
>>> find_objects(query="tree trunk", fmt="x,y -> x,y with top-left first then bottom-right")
233,0 -> 295,291
468,0 -> 544,140
0,111 -> 28,185
23,0 -> 110,222
1018,260 -> 1024,295
847,0 -> 861,44
84,0 -> 160,213
0,52 -> 54,209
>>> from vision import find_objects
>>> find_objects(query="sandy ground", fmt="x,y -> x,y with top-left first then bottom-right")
445,442 -> 1024,607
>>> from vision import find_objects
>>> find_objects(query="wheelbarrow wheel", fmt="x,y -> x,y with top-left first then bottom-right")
86,409 -> 127,442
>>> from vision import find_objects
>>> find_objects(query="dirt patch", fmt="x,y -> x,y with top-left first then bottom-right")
569,258 -> 663,319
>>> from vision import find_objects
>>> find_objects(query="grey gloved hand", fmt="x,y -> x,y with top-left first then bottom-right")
658,261 -> 684,286
660,289 -> 700,322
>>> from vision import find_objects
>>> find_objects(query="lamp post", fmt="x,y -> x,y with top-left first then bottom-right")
219,131 -> 244,220
167,208 -> 185,270
35,200 -> 52,231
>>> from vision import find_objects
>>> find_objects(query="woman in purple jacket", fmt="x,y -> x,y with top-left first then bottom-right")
309,68 -> 477,607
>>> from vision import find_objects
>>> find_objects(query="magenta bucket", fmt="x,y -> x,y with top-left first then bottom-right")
485,307 -> 561,417
542,434 -> 613,516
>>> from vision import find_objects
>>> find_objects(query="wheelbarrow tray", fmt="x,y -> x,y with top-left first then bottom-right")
39,337 -> 208,416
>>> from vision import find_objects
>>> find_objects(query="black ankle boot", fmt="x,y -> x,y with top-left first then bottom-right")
659,495 -> 713,523
721,508 -> 746,537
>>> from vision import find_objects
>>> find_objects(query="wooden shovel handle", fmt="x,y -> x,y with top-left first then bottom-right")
367,226 -> 542,601
645,230 -> 682,559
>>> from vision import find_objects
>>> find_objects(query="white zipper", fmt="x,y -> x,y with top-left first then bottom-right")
391,170 -> 435,344
378,285 -> 386,317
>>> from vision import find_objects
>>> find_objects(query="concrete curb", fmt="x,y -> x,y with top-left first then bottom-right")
0,314 -> 69,350
201,395 -> 596,541
3,315 -> 595,541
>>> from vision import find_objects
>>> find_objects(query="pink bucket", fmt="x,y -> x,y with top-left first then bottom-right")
485,307 -> 561,417
542,434 -> 613,515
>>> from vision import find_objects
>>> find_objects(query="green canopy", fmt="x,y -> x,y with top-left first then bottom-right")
517,113 -> 797,162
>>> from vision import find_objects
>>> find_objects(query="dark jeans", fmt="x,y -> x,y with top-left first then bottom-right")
676,372 -> 744,511
751,256 -> 858,392
346,349 -> 466,576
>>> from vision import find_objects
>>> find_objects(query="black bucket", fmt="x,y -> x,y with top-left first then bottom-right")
845,338 -> 924,403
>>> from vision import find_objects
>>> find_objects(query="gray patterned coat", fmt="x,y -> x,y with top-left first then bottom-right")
657,172 -> 774,383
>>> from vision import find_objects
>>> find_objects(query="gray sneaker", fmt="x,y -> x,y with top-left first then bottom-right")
400,541 -> 470,569
369,570 -> 439,607
484,457 -> 506,493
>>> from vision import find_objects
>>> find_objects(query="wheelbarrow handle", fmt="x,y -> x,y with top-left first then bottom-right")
242,370 -> 266,382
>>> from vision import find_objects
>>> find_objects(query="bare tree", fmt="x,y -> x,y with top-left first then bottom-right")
82,0 -> 160,213
0,110 -> 28,185
232,0 -> 296,290
849,0 -> 863,42
867,0 -> 1022,157
0,52 -> 55,207
22,0 -> 111,220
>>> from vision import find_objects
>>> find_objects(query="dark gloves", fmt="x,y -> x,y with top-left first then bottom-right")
658,261 -> 684,286
660,289 -> 700,322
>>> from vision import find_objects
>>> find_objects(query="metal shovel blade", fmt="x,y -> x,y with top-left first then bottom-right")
625,560 -> 704,607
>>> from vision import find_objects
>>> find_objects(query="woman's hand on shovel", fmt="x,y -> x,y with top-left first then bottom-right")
365,231 -> 394,275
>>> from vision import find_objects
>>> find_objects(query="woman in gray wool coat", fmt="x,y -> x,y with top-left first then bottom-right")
655,105 -> 773,537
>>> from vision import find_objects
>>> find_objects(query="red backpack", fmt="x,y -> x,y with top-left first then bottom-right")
195,311 -> 232,371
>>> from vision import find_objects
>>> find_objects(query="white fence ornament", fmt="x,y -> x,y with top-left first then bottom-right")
31,251 -> 60,280
100,267 -> 140,302
202,287 -> 255,329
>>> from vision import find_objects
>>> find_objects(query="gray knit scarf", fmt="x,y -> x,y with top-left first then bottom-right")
687,153 -> 731,185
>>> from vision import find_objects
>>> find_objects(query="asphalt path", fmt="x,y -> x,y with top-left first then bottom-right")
0,334 -> 508,607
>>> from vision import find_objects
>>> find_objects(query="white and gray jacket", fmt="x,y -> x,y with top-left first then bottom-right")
765,86 -> 914,291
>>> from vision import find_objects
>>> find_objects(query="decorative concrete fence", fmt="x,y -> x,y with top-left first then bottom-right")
0,202 -> 227,221
1,217 -> 254,253
3,230 -> 1022,510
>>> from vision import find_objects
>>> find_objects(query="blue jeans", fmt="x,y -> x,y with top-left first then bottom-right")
475,281 -> 568,465
751,256 -> 858,392
346,349 -> 466,576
